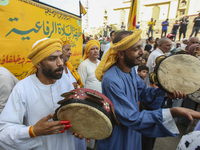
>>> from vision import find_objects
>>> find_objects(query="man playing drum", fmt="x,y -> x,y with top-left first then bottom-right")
61,37 -> 85,150
0,38 -> 84,150
95,29 -> 200,150
78,40 -> 102,150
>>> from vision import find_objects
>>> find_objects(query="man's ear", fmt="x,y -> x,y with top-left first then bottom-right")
36,63 -> 41,69
117,50 -> 125,59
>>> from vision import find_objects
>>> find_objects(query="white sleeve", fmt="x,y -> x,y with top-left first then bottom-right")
77,62 -> 87,86
162,109 -> 179,134
0,73 -> 18,113
102,43 -> 110,58
194,120 -> 200,131
0,86 -> 42,150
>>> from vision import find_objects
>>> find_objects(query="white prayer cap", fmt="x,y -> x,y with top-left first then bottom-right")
182,38 -> 188,41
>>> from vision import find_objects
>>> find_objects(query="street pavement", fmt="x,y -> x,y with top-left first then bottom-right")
154,121 -> 187,150
89,120 -> 188,150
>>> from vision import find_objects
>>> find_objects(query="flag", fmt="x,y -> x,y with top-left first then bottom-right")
80,3 -> 87,16
127,0 -> 137,30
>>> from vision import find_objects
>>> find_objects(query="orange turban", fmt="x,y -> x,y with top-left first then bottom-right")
27,38 -> 63,76
82,40 -> 100,62
95,29 -> 142,81
61,37 -> 71,46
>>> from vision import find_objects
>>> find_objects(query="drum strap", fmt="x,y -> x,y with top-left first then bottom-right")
66,62 -> 84,88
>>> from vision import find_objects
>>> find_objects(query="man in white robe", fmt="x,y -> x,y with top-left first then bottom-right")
0,38 -> 83,150
78,40 -> 102,149
61,37 -> 84,89
145,38 -> 172,87
0,66 -> 18,114
78,40 -> 102,93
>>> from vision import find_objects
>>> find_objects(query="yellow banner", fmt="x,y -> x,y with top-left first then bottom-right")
0,0 -> 83,80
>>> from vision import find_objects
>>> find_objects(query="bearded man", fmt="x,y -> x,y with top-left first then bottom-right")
95,30 -> 200,150
0,38 -> 83,150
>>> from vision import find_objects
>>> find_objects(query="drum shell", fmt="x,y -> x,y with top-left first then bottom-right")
54,88 -> 120,140
155,54 -> 200,94
59,88 -> 115,114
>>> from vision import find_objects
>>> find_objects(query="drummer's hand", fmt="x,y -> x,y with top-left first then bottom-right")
72,82 -> 78,89
70,132 -> 86,140
166,91 -> 186,99
170,107 -> 200,121
32,113 -> 71,136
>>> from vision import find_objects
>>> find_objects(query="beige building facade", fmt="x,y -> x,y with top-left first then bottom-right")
82,0 -> 200,39
137,0 -> 200,39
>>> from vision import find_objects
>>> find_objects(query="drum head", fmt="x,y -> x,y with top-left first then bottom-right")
157,54 -> 200,94
57,103 -> 113,140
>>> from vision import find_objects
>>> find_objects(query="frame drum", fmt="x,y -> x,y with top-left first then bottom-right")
53,88 -> 120,140
152,54 -> 200,94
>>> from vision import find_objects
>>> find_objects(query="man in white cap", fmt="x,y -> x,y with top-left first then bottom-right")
181,38 -> 188,49
0,38 -> 83,150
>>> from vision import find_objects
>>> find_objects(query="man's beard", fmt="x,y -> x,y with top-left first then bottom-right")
124,51 -> 140,68
40,63 -> 63,79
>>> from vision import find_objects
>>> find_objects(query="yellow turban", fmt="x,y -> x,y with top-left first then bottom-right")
26,38 -> 63,76
95,29 -> 142,81
61,37 -> 71,45
82,40 -> 100,62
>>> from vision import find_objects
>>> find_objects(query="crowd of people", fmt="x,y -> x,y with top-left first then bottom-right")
0,14 -> 200,150
147,12 -> 200,41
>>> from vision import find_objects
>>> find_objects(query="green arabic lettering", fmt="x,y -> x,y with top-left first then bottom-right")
47,21 -> 55,38
62,25 -> 71,36
5,21 -> 42,37
43,21 -> 50,35
55,22 -> 57,34
57,23 -> 62,34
